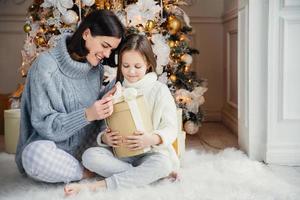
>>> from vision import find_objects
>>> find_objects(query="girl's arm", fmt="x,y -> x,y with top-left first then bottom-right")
151,84 -> 178,146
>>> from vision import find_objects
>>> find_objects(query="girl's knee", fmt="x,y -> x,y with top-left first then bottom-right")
82,147 -> 111,169
151,154 -> 173,176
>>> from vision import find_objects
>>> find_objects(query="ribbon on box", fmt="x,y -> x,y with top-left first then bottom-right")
112,84 -> 146,132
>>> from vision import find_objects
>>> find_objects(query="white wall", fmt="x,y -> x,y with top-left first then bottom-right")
0,0 -> 30,94
182,0 -> 225,121
222,0 -> 238,134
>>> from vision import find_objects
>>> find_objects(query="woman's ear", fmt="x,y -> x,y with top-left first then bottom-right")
82,28 -> 91,40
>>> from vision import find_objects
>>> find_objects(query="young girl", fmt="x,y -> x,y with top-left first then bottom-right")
64,34 -> 179,195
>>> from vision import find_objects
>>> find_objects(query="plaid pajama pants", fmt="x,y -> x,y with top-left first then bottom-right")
22,140 -> 83,183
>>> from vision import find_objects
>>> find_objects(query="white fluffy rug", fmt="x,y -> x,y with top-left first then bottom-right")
0,148 -> 299,200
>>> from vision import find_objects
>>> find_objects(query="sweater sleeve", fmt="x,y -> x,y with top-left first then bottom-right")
152,84 -> 178,146
28,55 -> 90,142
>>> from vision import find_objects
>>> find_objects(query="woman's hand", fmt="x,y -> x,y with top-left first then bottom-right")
85,96 -> 113,121
102,128 -> 122,147
102,85 -> 117,99
125,131 -> 162,150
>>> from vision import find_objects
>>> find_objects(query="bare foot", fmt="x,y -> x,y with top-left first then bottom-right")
167,171 -> 180,182
64,181 -> 107,196
64,183 -> 83,196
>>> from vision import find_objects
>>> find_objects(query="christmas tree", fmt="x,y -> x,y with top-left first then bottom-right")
18,0 -> 208,134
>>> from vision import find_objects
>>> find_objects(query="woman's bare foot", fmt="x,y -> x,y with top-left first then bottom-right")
64,180 -> 107,196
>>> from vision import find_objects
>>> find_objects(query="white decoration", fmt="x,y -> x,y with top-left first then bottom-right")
46,9 -> 62,27
114,10 -> 127,26
103,65 -> 117,83
181,54 -> 193,65
151,34 -> 170,75
41,0 -> 74,15
126,0 -> 161,26
61,10 -> 79,25
48,35 -> 64,48
158,72 -> 168,84
81,0 -> 95,6
175,87 -> 207,114
184,120 -> 199,135
167,4 -> 191,27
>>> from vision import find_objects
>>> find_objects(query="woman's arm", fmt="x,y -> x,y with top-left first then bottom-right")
28,58 -> 89,142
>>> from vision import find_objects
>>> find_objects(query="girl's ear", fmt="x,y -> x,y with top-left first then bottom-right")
146,65 -> 152,73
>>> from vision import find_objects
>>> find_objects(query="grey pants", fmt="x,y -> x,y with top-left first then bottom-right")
82,147 -> 172,190
22,140 -> 83,183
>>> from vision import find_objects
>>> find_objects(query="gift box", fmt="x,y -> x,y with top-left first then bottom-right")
172,108 -> 186,158
106,89 -> 153,158
172,131 -> 186,158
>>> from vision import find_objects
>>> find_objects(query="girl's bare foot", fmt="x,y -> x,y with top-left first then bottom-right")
167,171 -> 180,182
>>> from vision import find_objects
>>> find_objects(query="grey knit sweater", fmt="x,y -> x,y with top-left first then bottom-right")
15,35 -> 113,174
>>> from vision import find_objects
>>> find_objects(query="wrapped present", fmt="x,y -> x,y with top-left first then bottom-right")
106,87 -> 153,158
172,131 -> 186,158
172,108 -> 186,158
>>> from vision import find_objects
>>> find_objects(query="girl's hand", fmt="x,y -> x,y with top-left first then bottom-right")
102,128 -> 122,147
85,96 -> 113,121
125,131 -> 162,150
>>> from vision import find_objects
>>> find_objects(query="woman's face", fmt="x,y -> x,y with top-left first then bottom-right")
121,50 -> 149,83
83,29 -> 121,66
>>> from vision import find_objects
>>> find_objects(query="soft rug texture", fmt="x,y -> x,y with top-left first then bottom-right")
0,148 -> 299,200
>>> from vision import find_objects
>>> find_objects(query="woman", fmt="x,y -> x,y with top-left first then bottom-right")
15,10 -> 125,183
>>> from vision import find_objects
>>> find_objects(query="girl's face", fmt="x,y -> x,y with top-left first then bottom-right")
83,29 -> 121,66
121,50 -> 149,83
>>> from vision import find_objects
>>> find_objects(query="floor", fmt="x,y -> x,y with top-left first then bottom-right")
1,122 -> 299,187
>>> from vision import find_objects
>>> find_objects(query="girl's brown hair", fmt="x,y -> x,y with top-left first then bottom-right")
116,34 -> 156,82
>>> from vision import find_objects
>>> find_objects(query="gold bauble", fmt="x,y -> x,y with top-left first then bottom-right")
95,0 -> 105,9
170,74 -> 177,82
20,67 -> 27,77
145,20 -> 155,32
167,16 -> 181,35
168,40 -> 175,48
184,65 -> 190,73
35,35 -> 46,46
105,1 -> 111,9
179,34 -> 188,41
167,15 -> 176,21
23,24 -> 31,33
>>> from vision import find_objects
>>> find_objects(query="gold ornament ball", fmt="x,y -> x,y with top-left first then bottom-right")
167,16 -> 181,35
168,40 -> 175,48
105,1 -> 111,9
179,34 -> 188,41
95,0 -> 105,9
184,120 -> 199,135
35,36 -> 46,46
170,74 -> 177,82
23,24 -> 31,33
167,15 -> 176,21
145,20 -> 155,32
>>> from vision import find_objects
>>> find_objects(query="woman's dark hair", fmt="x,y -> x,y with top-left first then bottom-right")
116,34 -> 157,82
67,10 -> 125,63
